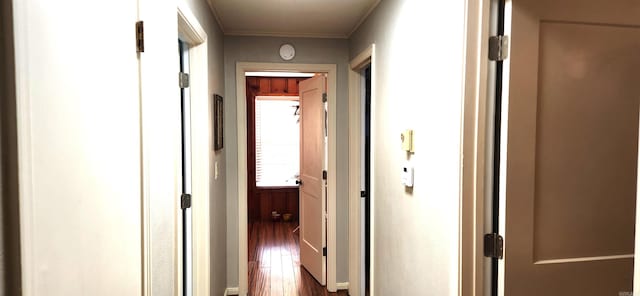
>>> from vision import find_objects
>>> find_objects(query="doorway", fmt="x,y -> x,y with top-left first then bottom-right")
236,63 -> 339,295
245,76 -> 310,224
348,44 -> 375,296
361,65 -> 372,296
245,73 -> 338,295
178,39 -> 193,296
177,5 -> 212,295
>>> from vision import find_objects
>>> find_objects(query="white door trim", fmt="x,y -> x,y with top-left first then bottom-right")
13,0 -> 35,292
235,62 -> 338,295
177,3 -> 210,296
459,0 -> 492,295
347,44 -> 375,296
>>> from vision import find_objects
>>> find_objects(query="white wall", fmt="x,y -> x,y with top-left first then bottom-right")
223,36 -> 351,286
349,0 -> 467,294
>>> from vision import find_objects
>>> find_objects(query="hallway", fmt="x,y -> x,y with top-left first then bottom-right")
4,0 -> 490,294
248,222 -> 347,296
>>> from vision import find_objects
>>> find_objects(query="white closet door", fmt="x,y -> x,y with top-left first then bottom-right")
13,0 -> 142,294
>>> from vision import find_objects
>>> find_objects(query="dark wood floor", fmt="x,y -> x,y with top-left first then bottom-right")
248,221 -> 349,296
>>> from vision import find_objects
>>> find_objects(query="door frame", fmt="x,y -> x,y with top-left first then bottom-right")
235,62 -> 338,294
347,44 -> 375,296
177,4 -> 211,296
459,0 -> 496,295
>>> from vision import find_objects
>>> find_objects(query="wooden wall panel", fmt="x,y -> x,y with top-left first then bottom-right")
251,76 -> 306,96
286,191 -> 299,220
259,191 -> 272,222
270,78 -> 287,93
258,78 -> 270,93
273,191 -> 286,215
256,187 -> 300,222
287,79 -> 299,94
246,77 -> 259,221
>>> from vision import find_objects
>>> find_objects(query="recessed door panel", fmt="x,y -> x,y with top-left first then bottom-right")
533,22 -> 640,262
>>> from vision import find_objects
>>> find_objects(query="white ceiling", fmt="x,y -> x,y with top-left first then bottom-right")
207,0 -> 381,38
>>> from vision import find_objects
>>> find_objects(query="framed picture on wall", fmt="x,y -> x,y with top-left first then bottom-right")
214,94 -> 224,151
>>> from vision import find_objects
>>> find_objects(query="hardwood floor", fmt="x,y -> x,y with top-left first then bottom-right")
248,221 -> 349,296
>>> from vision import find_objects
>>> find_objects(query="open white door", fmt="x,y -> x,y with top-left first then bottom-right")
499,0 -> 640,295
12,0 -> 143,294
299,75 -> 327,285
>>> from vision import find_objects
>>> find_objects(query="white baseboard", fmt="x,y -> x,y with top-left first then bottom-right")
336,282 -> 349,290
224,287 -> 239,296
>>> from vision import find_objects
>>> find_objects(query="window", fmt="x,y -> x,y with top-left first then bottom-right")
255,96 -> 300,187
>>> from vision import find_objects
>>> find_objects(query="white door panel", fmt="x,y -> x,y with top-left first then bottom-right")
299,75 -> 327,285
13,0 -> 142,294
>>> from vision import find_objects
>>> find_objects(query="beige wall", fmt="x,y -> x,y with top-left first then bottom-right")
183,0 -> 228,294
223,36 -> 351,286
349,0 -> 467,294
1,0 -> 21,294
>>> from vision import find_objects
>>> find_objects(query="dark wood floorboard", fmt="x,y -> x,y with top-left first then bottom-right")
248,221 -> 349,296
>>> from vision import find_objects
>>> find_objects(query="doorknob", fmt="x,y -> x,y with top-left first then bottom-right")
295,179 -> 303,185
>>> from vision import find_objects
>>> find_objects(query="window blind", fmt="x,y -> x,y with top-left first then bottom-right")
255,98 -> 300,187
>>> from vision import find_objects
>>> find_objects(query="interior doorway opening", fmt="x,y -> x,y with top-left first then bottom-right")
178,39 -> 193,296
245,73 -> 342,295
361,64 -> 372,296
176,5 -> 212,295
246,76 -> 309,224
348,44 -> 375,296
236,63 -> 339,295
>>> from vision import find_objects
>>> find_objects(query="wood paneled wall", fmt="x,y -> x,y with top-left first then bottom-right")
249,76 -> 304,96
256,187 -> 300,222
246,76 -> 309,222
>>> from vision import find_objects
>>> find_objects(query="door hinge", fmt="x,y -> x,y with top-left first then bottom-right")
179,72 -> 190,88
322,170 -> 327,180
484,233 -> 504,259
322,93 -> 327,103
323,246 -> 327,257
136,21 -> 144,53
488,35 -> 509,61
360,190 -> 367,198
181,193 -> 192,209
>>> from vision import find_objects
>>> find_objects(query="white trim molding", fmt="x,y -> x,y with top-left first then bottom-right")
236,62 -> 339,295
336,282 -> 350,291
535,254 -> 635,265
459,0 -> 493,295
224,287 -> 239,296
348,44 -> 376,296
13,0 -> 35,292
